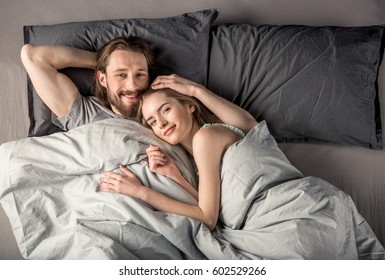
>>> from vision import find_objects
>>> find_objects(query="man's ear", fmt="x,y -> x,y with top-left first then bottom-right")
97,71 -> 107,88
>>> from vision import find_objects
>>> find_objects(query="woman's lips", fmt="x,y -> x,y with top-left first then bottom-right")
164,125 -> 176,136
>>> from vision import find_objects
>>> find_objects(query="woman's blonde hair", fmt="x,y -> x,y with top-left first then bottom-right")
138,88 -> 209,127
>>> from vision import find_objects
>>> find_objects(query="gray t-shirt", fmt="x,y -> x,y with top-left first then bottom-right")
52,94 -> 120,131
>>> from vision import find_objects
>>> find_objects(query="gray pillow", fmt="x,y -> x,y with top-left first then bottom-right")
24,9 -> 218,136
208,24 -> 384,148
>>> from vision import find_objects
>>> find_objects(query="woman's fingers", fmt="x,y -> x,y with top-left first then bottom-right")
100,167 -> 132,186
146,145 -> 165,157
151,74 -> 197,97
146,144 -> 159,152
147,150 -> 166,159
151,74 -> 179,87
99,165 -> 143,197
98,177 -> 119,193
148,154 -> 167,164
98,186 -> 115,193
102,170 -> 121,179
146,145 -> 167,164
119,164 -> 133,176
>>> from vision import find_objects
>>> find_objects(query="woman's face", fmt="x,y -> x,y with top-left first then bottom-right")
141,92 -> 195,145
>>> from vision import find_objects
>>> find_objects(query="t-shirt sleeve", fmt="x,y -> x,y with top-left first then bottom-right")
52,94 -> 115,130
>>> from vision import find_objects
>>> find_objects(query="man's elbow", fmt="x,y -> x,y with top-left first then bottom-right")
20,44 -> 35,65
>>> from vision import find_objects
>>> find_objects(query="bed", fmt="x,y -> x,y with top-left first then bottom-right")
1,0 -> 384,260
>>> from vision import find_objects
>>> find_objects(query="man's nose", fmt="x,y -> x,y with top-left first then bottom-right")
125,76 -> 138,91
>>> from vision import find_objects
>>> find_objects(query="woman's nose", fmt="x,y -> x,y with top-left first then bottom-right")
158,118 -> 168,128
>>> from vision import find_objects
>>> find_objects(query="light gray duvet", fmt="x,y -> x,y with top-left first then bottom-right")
0,119 -> 383,259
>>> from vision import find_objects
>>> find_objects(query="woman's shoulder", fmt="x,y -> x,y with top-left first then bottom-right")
194,124 -> 223,142
193,123 -> 242,154
192,126 -> 231,163
201,123 -> 245,138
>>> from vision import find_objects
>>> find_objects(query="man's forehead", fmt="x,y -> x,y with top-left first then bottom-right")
107,50 -> 148,70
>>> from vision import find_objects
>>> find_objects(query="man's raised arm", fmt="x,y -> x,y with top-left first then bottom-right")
20,44 -> 97,118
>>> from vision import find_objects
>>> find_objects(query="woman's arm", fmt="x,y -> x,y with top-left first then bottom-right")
20,44 -> 97,117
151,74 -> 258,134
99,127 -> 236,231
99,164 -> 217,230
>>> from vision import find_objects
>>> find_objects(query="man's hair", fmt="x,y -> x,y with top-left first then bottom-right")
139,88 -> 208,128
94,36 -> 155,109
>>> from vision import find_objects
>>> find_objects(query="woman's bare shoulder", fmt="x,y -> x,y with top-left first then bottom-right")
193,125 -> 241,156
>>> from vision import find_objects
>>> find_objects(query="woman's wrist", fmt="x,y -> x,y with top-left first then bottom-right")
135,185 -> 149,201
169,168 -> 183,184
193,84 -> 211,101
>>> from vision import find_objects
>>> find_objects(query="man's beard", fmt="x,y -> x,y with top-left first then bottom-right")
106,86 -> 145,118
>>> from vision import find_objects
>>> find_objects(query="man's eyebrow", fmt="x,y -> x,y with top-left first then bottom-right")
112,68 -> 127,73
113,68 -> 147,73
145,102 -> 169,122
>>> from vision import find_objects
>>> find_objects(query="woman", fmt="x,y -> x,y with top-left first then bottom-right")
99,74 -> 257,231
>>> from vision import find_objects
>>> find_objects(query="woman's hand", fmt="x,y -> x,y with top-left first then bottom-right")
151,74 -> 205,98
99,165 -> 144,197
148,144 -> 199,200
146,145 -> 180,179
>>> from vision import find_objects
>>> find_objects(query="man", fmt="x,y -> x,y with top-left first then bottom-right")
20,37 -> 155,131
